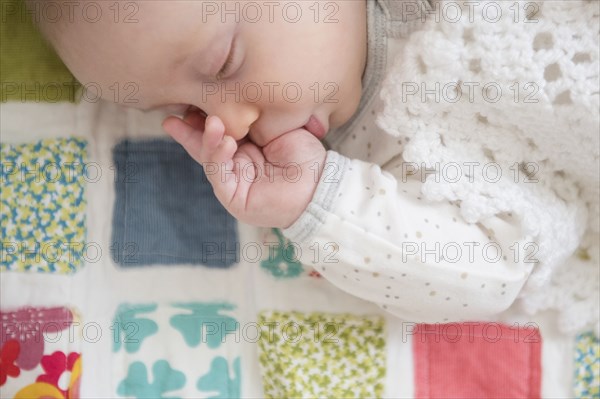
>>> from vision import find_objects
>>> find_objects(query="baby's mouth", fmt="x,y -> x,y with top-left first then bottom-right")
303,115 -> 327,140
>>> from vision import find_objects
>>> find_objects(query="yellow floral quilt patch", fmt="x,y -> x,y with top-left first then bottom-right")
1,138 -> 87,273
574,332 -> 600,398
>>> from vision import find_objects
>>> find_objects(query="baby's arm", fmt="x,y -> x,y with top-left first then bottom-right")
162,112 -> 326,228
284,151 -> 536,322
163,111 -> 534,321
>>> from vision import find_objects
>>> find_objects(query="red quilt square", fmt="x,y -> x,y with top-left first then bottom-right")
413,322 -> 542,398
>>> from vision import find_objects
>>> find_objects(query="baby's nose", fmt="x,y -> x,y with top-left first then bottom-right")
219,104 -> 259,142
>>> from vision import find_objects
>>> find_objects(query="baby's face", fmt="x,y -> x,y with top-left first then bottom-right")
46,1 -> 367,145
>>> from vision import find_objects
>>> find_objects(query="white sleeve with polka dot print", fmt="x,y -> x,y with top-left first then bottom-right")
283,150 -> 536,323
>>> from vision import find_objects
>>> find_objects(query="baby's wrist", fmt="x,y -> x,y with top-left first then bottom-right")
280,152 -> 326,229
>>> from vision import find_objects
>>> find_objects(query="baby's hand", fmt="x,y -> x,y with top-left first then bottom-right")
162,112 -> 327,228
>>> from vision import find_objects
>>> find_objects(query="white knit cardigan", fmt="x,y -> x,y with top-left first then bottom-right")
377,0 -> 600,334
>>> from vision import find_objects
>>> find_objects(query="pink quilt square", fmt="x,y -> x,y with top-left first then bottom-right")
413,322 -> 542,399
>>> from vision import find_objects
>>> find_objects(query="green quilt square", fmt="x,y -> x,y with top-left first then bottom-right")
258,310 -> 386,398
1,0 -> 80,103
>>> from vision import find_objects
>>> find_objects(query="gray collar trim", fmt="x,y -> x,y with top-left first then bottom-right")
324,0 -> 432,148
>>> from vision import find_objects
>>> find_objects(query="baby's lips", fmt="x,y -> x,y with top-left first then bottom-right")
303,115 -> 327,140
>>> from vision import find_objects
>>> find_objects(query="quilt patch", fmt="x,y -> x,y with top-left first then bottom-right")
413,322 -> 542,398
1,0 -> 80,103
112,301 -> 241,398
574,332 -> 600,398
110,139 -> 238,268
257,310 -> 386,398
0,306 -> 82,398
1,138 -> 87,273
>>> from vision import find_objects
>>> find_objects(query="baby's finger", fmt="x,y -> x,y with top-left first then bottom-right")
201,115 -> 227,155
209,136 -> 241,207
162,116 -> 204,163
210,135 -> 238,166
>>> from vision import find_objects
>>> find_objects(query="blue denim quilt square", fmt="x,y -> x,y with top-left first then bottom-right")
111,139 -> 238,268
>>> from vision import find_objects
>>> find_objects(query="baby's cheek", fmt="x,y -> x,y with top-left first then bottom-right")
331,84 -> 363,129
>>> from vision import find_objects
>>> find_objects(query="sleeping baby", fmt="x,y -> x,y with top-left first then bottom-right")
27,0 -> 599,333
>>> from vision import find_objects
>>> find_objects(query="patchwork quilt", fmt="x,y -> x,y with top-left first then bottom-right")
1,1 -> 598,397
